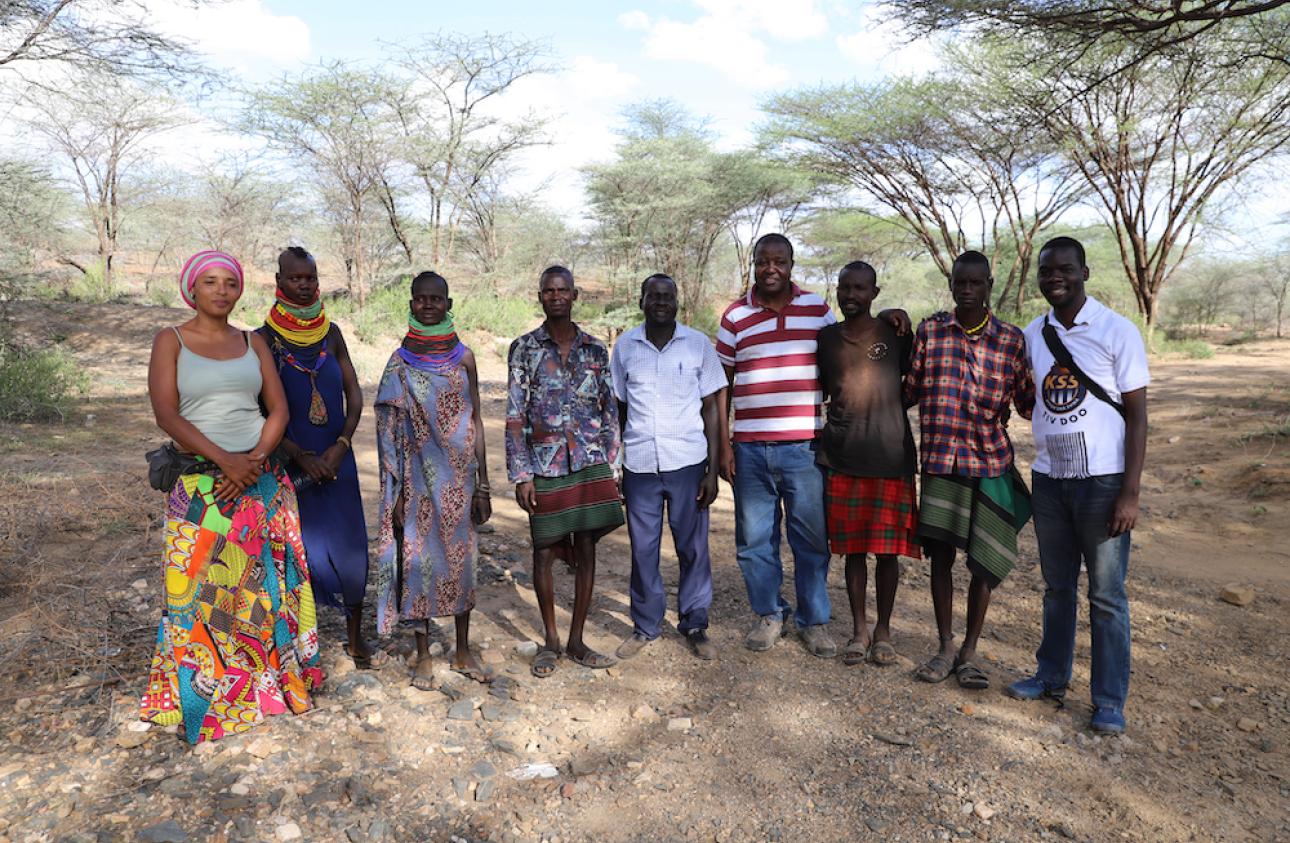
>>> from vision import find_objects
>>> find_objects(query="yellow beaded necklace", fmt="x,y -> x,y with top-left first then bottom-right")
962,311 -> 990,336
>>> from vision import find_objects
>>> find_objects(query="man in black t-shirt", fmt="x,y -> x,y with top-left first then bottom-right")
816,262 -> 919,667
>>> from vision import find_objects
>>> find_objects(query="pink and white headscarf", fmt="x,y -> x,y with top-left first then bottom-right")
179,250 -> 243,309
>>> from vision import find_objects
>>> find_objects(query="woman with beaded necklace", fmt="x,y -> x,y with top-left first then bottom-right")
258,246 -> 380,670
142,250 -> 324,744
374,271 -> 492,691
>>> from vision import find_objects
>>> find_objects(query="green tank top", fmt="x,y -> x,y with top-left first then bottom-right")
173,327 -> 265,453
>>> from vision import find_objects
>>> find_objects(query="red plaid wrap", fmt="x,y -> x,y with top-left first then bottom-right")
825,472 -> 919,557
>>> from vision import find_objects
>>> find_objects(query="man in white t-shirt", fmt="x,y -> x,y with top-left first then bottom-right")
1006,236 -> 1149,736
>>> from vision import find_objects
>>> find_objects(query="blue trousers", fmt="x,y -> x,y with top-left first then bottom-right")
732,440 -> 831,627
1031,472 -> 1132,712
623,462 -> 712,638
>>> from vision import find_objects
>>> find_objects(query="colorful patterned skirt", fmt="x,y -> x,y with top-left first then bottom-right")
825,472 -> 919,557
140,464 -> 324,744
917,469 -> 1032,587
530,463 -> 625,551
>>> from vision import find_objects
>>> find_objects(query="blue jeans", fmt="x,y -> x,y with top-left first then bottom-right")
733,441 -> 831,627
623,463 -> 712,638
1031,471 -> 1132,712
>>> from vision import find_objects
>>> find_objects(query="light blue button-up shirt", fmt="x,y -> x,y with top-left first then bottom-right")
610,322 -> 727,474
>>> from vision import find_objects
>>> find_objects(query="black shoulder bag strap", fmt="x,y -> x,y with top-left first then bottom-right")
1042,315 -> 1125,419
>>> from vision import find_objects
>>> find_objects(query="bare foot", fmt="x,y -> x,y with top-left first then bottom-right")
410,654 -> 437,690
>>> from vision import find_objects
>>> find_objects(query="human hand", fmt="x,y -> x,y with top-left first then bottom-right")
878,308 -> 913,336
215,453 -> 261,501
718,441 -> 736,484
295,452 -> 331,483
697,469 -> 719,509
515,481 -> 537,514
1109,489 -> 1139,537
318,443 -> 347,480
471,491 -> 492,525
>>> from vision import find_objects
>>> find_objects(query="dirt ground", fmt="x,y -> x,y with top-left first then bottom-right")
0,300 -> 1287,843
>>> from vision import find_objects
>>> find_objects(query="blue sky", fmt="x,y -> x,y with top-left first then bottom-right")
154,0 -> 940,209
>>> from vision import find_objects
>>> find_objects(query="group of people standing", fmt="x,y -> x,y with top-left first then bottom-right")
139,230 -> 1146,747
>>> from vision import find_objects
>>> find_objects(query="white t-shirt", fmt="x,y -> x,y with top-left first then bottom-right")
1024,297 -> 1150,478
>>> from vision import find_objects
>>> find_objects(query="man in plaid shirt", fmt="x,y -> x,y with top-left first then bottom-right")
904,251 -> 1035,690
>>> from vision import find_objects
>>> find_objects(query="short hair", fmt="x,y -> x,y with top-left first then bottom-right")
838,261 -> 876,284
640,273 -> 676,298
752,233 -> 794,261
277,246 -> 313,269
952,250 -> 992,276
539,265 -> 574,286
1038,236 -> 1086,267
411,270 -> 448,296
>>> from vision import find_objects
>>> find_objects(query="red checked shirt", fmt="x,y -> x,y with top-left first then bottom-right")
903,313 -> 1035,478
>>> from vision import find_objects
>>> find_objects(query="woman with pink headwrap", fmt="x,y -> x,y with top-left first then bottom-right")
140,250 -> 325,744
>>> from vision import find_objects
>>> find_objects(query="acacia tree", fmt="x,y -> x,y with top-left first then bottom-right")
389,32 -> 550,265
242,64 -> 406,304
585,101 -> 800,315
0,0 -> 210,80
891,1 -> 1290,83
993,33 -> 1290,325
24,73 -> 176,295
714,152 -> 816,288
762,70 -> 1084,309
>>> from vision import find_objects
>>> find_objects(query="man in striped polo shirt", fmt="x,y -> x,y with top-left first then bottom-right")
715,233 -> 839,655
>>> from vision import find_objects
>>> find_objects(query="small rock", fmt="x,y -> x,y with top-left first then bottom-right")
865,818 -> 889,832
1039,725 -> 1063,743
1189,699 -> 1204,710
452,778 -> 471,799
974,804 -> 995,821
561,781 -> 578,799
139,821 -> 190,843
276,823 -> 302,842
470,760 -> 497,779
247,737 -> 279,759
960,704 -> 975,717
1219,584 -> 1255,607
481,649 -> 506,666
116,726 -> 151,749
960,802 -> 975,816
475,779 -> 496,802
667,717 -> 692,732
1206,696 -> 1224,710
570,756 -> 598,776
1167,435 -> 1181,444
1236,717 -> 1259,732
447,700 -> 475,721
515,641 -> 539,658
428,642 -> 445,656
631,704 -> 656,722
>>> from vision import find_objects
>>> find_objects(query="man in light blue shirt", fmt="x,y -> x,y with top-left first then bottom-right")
611,274 -> 727,661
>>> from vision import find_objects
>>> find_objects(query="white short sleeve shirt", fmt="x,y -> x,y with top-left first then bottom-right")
1024,297 -> 1150,478
610,323 -> 727,474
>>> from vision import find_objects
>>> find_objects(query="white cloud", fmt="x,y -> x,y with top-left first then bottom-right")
618,0 -> 828,89
617,10 -> 652,31
149,0 -> 312,67
487,56 -> 642,218
835,9 -> 940,78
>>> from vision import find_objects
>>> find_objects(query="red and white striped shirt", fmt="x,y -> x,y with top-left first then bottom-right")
715,284 -> 835,442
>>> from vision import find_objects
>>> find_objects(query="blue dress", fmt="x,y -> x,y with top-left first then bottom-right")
259,327 -> 369,612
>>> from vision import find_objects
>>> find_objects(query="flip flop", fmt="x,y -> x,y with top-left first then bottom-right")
867,641 -> 898,667
410,672 -> 438,692
842,638 -> 868,666
566,649 -> 617,670
531,648 -> 561,679
915,653 -> 954,683
451,664 -> 495,684
955,661 -> 990,690
345,644 -> 390,671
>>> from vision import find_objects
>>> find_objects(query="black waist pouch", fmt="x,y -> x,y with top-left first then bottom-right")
145,442 -> 221,491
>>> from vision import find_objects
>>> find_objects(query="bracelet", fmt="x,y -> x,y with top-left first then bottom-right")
336,435 -> 351,450
472,490 -> 491,498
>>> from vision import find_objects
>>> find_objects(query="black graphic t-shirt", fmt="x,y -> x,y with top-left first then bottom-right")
816,320 -> 917,478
